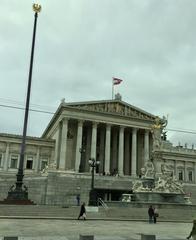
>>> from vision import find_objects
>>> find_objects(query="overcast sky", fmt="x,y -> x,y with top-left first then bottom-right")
1,0 -> 196,147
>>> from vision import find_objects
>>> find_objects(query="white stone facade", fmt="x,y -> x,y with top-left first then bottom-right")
0,98 -> 196,185
0,134 -> 55,174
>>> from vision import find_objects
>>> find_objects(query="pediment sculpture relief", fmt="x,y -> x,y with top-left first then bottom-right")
70,102 -> 153,120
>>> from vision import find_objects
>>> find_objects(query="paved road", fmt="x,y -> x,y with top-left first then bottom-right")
0,219 -> 192,240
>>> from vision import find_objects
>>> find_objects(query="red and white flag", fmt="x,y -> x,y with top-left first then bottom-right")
113,77 -> 123,85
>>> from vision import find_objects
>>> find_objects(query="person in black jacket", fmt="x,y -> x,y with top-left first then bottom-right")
78,202 -> 86,220
148,205 -> 154,223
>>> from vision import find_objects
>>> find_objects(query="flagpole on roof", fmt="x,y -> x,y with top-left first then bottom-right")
112,77 -> 123,99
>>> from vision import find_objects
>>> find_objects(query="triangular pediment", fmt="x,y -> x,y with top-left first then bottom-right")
65,100 -> 155,121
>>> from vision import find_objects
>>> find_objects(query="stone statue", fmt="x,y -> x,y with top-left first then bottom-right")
141,160 -> 155,178
161,162 -> 173,177
151,116 -> 167,150
154,177 -> 167,192
41,164 -> 49,174
132,181 -> 145,192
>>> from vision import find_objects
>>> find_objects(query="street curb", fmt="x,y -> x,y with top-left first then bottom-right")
0,216 -> 192,223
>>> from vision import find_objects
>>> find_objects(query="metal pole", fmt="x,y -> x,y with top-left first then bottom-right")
16,11 -> 38,191
91,164 -> 94,190
5,4 -> 41,203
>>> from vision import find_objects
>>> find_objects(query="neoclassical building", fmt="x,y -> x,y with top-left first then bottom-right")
42,96 -> 155,176
0,95 -> 196,204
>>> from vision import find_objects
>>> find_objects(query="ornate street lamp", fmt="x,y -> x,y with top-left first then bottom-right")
88,158 -> 100,206
5,3 -> 41,204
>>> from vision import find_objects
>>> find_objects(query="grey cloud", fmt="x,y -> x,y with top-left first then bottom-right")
1,0 -> 196,145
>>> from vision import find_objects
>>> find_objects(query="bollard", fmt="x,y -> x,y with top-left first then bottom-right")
79,235 -> 94,240
141,234 -> 156,240
4,237 -> 18,240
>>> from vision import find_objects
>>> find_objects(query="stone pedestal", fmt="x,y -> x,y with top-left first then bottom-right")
134,192 -> 186,203
141,234 -> 156,240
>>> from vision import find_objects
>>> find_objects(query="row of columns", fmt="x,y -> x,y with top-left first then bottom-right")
58,118 -> 151,176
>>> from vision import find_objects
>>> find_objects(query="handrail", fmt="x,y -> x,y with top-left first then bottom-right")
98,198 -> 109,210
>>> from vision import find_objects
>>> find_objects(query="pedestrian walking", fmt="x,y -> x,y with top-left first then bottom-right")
153,207 -> 159,224
187,220 -> 196,240
148,205 -> 154,223
76,194 -> 80,206
78,202 -> 86,220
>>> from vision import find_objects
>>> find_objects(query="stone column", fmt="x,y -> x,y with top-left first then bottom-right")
54,129 -> 60,169
85,127 -> 91,172
118,126 -> 124,176
59,118 -> 68,170
124,131 -> 130,175
105,124 -> 111,174
35,146 -> 40,173
131,128 -> 138,177
174,160 -> 177,176
194,162 -> 196,183
3,142 -> 10,171
144,130 -> 150,163
112,129 -> 118,173
184,161 -> 188,182
90,122 -> 98,160
99,128 -> 105,173
75,120 -> 83,172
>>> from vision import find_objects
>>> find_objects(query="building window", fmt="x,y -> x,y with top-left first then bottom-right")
41,159 -> 48,171
188,171 -> 193,182
10,155 -> 18,169
178,170 -> 183,181
26,156 -> 33,169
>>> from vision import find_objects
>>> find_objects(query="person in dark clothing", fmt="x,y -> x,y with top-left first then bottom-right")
148,205 -> 154,223
78,202 -> 86,220
76,194 -> 80,206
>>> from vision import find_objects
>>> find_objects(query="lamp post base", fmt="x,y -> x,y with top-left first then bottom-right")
1,185 -> 35,205
88,189 -> 97,206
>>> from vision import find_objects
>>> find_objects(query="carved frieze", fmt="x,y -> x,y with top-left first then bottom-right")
70,102 -> 154,120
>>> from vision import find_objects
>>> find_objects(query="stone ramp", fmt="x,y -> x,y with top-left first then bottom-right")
0,205 -> 194,221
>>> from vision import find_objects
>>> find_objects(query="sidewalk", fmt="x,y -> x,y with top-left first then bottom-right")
0,219 -> 192,240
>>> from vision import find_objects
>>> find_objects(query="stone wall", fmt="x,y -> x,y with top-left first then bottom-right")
0,172 -> 195,206
0,174 -> 47,204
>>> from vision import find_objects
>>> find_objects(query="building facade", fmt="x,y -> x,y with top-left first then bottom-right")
0,96 -> 196,204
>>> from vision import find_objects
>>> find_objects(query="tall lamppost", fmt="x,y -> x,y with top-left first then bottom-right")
5,3 -> 41,203
88,158 -> 100,206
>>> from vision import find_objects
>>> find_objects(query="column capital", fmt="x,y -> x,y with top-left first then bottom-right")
119,125 -> 125,130
78,120 -> 84,127
132,128 -> 138,134
92,121 -> 99,128
61,117 -> 69,123
145,129 -> 150,134
106,123 -> 112,130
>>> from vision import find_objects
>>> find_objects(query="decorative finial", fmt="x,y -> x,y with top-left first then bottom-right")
33,3 -> 42,13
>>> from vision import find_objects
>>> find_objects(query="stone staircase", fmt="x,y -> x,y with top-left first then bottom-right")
0,204 -> 194,221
